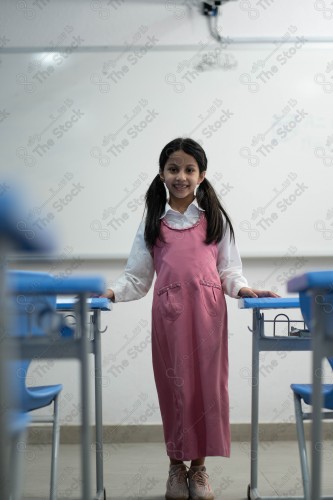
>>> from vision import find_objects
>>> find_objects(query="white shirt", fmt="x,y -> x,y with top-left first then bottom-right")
111,199 -> 248,302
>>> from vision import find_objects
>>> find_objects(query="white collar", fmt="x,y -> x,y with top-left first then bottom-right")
160,198 -> 205,219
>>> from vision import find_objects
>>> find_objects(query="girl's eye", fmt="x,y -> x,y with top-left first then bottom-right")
166,165 -> 196,173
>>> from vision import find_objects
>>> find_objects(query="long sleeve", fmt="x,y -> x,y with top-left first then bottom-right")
111,221 -> 155,302
217,221 -> 248,299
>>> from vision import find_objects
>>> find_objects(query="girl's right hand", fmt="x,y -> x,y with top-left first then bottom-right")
101,288 -> 115,302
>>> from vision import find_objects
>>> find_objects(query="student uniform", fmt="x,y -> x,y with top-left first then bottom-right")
112,199 -> 248,459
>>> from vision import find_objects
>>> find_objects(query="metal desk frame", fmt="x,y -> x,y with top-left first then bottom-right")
56,298 -> 111,500
239,297 -> 312,500
7,277 -> 105,500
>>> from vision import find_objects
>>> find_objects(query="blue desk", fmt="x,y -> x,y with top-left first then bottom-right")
288,271 -> 333,500
56,297 -> 112,500
239,297 -> 311,500
8,275 -> 105,500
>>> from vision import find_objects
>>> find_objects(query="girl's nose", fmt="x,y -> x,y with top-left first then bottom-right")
176,170 -> 186,180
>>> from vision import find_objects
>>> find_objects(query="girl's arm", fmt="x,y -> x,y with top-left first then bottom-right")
217,222 -> 249,298
102,221 -> 155,302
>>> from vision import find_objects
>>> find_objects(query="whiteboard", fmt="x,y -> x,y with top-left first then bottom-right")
2,42 -> 333,257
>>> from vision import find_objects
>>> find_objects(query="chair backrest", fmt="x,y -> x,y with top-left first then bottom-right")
0,183 -> 55,252
10,360 -> 32,412
300,290 -> 333,371
9,271 -> 57,337
299,291 -> 311,330
8,271 -> 59,411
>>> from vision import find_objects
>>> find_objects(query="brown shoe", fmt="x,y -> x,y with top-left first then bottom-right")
188,465 -> 214,500
165,464 -> 189,500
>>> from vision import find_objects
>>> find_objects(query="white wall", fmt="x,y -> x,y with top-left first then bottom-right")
2,0 -> 333,259
4,0 -> 333,425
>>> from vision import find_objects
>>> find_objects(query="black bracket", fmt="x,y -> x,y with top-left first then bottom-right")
202,1 -> 221,16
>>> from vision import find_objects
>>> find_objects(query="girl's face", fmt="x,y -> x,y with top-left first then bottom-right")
160,150 -> 205,204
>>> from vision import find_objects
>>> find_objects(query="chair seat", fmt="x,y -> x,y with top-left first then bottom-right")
23,385 -> 63,412
291,383 -> 333,409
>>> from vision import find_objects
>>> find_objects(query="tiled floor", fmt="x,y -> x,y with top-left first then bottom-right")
22,440 -> 333,499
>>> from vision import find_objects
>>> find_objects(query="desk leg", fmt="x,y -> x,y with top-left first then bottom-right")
93,311 -> 104,500
79,294 -> 92,500
249,309 -> 260,500
311,291 -> 325,500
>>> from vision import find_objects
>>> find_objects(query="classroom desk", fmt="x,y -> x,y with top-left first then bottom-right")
239,297 -> 311,500
7,276 -> 106,500
288,271 -> 333,500
0,186 -> 55,500
56,297 -> 112,500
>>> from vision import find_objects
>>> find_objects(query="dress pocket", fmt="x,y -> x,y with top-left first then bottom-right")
199,279 -> 222,316
157,282 -> 183,321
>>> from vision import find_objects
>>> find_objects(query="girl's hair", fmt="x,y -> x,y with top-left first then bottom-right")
144,137 -> 235,249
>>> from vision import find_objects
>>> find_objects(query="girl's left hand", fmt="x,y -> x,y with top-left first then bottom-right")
238,287 -> 280,298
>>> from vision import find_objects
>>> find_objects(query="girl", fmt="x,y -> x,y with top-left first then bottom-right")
103,138 -> 278,500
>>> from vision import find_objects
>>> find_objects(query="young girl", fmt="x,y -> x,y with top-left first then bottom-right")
103,138 -> 278,500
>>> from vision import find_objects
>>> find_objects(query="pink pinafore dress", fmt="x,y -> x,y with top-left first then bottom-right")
151,214 -> 230,461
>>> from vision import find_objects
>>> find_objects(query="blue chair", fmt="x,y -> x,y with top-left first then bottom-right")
10,270 -> 71,500
14,360 -> 62,500
290,291 -> 333,500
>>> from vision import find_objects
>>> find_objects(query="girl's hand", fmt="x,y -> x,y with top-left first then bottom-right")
238,287 -> 280,298
100,288 -> 115,302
